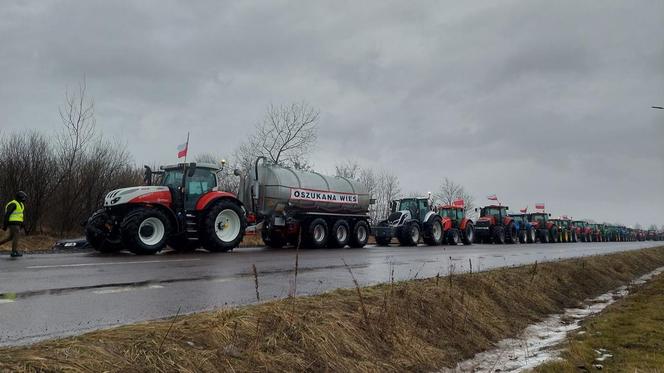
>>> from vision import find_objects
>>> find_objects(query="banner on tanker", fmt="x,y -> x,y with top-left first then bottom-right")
535,203 -> 545,210
290,188 -> 359,204
452,198 -> 465,208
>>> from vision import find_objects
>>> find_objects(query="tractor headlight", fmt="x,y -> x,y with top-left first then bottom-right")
110,197 -> 121,205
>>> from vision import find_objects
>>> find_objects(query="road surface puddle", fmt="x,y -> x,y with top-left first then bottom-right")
441,266 -> 664,373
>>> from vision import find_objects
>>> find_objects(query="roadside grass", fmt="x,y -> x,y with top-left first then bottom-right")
0,233 -> 61,253
1,247 -> 663,372
536,271 -> 664,373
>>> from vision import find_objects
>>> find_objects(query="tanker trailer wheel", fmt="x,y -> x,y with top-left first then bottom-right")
527,227 -> 536,243
85,209 -> 124,253
493,226 -> 506,244
305,218 -> 329,249
203,200 -> 246,252
349,220 -> 370,248
329,219 -> 350,248
448,229 -> 461,245
462,223 -> 474,245
423,217 -> 443,246
121,208 -> 171,255
398,222 -> 420,246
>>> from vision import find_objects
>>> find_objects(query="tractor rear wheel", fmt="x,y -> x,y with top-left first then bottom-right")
550,227 -> 559,243
505,223 -> 518,244
423,218 -> 443,246
86,210 -> 124,253
462,223 -> 474,245
539,229 -> 549,243
349,220 -> 369,248
494,226 -> 506,244
329,219 -> 350,248
398,222 -> 420,246
304,218 -> 328,249
518,229 -> 527,244
527,227 -> 536,243
448,229 -> 461,245
203,200 -> 246,252
121,208 -> 171,255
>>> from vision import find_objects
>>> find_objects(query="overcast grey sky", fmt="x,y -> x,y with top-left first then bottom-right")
1,1 -> 663,227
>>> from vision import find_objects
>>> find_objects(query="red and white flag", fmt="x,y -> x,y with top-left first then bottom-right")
535,203 -> 545,210
487,194 -> 498,201
177,133 -> 190,159
452,198 -> 465,208
520,207 -> 528,213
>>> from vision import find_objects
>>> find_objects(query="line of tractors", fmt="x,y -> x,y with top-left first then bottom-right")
373,197 -> 663,246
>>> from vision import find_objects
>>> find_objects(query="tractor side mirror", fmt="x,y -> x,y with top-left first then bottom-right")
474,208 -> 478,212
187,163 -> 197,177
143,165 -> 152,186
548,213 -> 552,217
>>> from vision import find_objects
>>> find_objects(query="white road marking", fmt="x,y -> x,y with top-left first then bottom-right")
0,299 -> 16,304
26,258 -> 200,269
93,284 -> 164,295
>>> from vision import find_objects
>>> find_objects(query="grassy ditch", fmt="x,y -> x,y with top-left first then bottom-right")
1,247 -> 664,372
536,270 -> 664,372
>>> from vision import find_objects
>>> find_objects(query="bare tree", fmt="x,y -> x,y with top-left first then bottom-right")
647,224 -> 658,231
434,177 -> 476,219
195,153 -> 240,193
239,102 -> 319,169
373,170 -> 401,222
335,160 -> 360,179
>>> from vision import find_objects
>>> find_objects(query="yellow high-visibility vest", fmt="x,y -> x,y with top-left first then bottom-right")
6,200 -> 24,223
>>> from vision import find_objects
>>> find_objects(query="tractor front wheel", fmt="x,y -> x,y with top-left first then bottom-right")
494,226 -> 506,244
398,222 -> 420,246
121,208 -> 171,255
203,200 -> 246,252
505,223 -> 518,244
462,223 -> 474,245
86,210 -> 124,253
423,218 -> 443,246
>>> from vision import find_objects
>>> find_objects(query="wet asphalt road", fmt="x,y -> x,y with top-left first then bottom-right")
0,241 -> 661,347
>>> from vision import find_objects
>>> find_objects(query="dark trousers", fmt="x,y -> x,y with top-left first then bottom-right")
0,225 -> 20,253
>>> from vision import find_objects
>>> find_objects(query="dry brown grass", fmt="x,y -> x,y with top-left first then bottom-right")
0,233 -> 60,253
2,247 -> 664,372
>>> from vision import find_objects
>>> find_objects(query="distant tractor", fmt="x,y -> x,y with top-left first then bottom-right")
473,205 -> 518,244
436,205 -> 474,245
555,218 -> 577,242
528,212 -> 559,243
587,223 -> 606,242
572,220 -> 592,242
373,197 -> 443,246
85,162 -> 246,255
508,213 -> 537,243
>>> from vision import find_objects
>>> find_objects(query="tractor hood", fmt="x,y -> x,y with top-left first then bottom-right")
387,210 -> 411,226
104,186 -> 172,207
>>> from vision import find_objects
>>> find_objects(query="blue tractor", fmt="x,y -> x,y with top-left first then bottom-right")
508,213 -> 537,243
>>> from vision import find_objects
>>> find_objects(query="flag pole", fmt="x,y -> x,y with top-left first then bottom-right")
183,132 -> 190,164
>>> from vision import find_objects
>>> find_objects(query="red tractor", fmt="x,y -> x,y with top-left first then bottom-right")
435,205 -> 474,245
527,212 -> 559,243
473,205 -> 518,244
85,162 -> 247,255
572,220 -> 593,242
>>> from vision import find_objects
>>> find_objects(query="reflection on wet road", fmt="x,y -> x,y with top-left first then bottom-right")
0,241 -> 661,346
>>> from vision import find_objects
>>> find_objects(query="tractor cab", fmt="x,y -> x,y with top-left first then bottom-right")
437,205 -> 464,222
145,162 -> 221,211
478,205 -> 508,222
391,197 -> 432,222
508,213 -> 527,225
528,212 -> 550,226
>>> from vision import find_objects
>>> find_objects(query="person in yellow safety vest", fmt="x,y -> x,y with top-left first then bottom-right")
1,191 -> 27,258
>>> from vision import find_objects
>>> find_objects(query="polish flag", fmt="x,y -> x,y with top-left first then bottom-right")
452,198 -> 465,208
177,133 -> 190,159
535,203 -> 545,210
487,194 -> 498,201
520,207 -> 528,213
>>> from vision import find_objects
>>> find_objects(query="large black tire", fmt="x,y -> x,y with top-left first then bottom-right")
539,229 -> 549,243
550,227 -> 559,243
518,229 -> 527,244
448,229 -> 461,245
121,208 -> 171,255
462,223 -> 474,245
398,221 -> 420,246
329,219 -> 350,248
571,231 -> 578,242
349,220 -> 370,248
167,236 -> 199,252
202,200 -> 246,252
527,227 -> 536,244
85,210 -> 124,253
423,217 -> 443,246
494,226 -> 506,244
304,218 -> 328,249
262,229 -> 285,249
505,223 -> 518,244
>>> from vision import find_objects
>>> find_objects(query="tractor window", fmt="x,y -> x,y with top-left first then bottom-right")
456,209 -> 463,220
184,168 -> 217,209
418,199 -> 428,220
162,169 -> 184,189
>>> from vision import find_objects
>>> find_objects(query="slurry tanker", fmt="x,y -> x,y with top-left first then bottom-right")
237,157 -> 372,249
